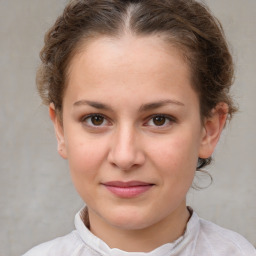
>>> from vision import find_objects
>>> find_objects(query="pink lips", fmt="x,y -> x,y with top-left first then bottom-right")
102,181 -> 154,198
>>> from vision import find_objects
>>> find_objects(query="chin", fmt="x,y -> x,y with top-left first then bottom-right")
102,206 -> 158,230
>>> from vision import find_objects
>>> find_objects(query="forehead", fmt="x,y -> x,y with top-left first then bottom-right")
64,35 -> 198,110
67,34 -> 191,84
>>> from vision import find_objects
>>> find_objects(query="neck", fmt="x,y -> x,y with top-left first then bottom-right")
86,202 -> 190,252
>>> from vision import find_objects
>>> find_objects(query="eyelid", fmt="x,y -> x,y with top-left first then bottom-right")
81,113 -> 112,127
81,113 -> 104,121
143,114 -> 176,127
80,113 -> 176,129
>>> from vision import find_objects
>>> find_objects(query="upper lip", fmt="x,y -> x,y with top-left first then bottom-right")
102,181 -> 154,187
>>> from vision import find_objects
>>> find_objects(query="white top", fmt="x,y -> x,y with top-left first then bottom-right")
23,208 -> 256,256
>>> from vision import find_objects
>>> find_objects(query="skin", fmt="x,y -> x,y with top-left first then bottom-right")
50,34 -> 227,252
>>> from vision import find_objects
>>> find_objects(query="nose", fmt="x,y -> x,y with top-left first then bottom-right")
107,125 -> 145,170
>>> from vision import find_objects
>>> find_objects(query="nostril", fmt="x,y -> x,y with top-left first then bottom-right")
107,128 -> 146,170
107,146 -> 145,170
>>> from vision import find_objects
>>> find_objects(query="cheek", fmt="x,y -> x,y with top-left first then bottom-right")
148,132 -> 200,177
66,138 -> 108,203
66,136 -> 107,180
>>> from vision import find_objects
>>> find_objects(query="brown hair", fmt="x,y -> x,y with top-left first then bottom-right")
37,0 -> 237,169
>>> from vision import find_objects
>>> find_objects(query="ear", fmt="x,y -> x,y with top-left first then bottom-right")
199,103 -> 228,159
49,103 -> 67,159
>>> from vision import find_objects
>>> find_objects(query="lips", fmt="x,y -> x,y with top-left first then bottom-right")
102,181 -> 154,198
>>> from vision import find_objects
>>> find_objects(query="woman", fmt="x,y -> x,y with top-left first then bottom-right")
23,0 -> 256,255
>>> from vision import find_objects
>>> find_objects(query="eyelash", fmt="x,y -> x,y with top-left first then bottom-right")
144,114 -> 176,128
81,113 -> 111,128
80,113 -> 176,128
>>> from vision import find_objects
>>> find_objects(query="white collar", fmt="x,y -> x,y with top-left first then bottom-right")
74,207 -> 200,256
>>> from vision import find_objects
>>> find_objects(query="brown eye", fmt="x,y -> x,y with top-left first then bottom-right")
145,114 -> 175,128
152,116 -> 166,126
90,115 -> 104,126
82,114 -> 107,127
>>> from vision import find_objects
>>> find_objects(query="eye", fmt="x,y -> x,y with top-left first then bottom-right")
82,114 -> 109,127
145,114 -> 175,127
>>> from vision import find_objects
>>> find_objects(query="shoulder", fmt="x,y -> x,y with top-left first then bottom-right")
197,217 -> 256,256
22,231 -> 83,256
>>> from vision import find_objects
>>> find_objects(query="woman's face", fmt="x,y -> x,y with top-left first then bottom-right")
53,35 -> 212,231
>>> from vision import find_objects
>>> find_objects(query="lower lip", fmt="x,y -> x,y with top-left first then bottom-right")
104,185 -> 153,198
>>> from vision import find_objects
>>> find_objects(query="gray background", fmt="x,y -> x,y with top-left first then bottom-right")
0,0 -> 255,255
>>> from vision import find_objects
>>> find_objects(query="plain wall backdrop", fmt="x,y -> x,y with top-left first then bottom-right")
0,0 -> 255,255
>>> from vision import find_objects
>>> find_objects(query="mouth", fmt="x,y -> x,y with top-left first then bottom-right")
101,181 -> 154,198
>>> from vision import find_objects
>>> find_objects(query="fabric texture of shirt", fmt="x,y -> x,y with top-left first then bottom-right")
23,207 -> 256,256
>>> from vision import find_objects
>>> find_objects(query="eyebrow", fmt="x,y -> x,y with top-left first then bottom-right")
139,99 -> 184,112
73,99 -> 184,111
73,100 -> 113,111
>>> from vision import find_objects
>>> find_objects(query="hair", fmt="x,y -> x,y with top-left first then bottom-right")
37,0 -> 237,170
